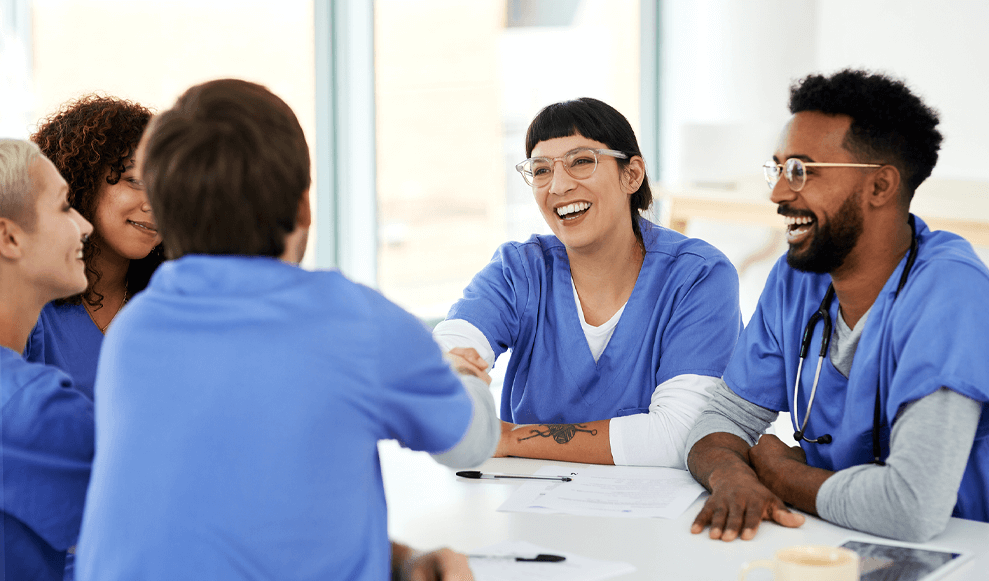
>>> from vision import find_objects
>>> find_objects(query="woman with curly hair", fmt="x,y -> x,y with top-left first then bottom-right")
25,95 -> 164,400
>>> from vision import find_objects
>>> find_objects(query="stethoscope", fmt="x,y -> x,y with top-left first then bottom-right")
791,215 -> 918,466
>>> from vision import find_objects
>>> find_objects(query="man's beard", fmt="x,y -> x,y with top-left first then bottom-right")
786,189 -> 864,274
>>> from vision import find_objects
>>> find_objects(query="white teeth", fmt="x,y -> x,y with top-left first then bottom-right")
783,215 -> 814,227
556,201 -> 591,217
129,220 -> 156,232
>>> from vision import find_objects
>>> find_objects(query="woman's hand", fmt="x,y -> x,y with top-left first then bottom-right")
444,347 -> 491,385
392,543 -> 474,581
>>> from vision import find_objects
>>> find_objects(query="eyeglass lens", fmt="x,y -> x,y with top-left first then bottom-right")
525,149 -> 599,186
763,158 -> 807,191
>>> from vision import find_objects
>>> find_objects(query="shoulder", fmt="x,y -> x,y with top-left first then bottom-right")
490,233 -> 566,271
639,218 -> 733,267
911,223 -> 989,285
1,348 -> 77,408
638,219 -> 740,290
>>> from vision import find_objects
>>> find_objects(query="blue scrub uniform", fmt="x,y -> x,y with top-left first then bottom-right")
725,216 -> 989,522
1,347 -> 94,581
448,218 -> 742,424
75,256 -> 476,581
25,303 -> 103,400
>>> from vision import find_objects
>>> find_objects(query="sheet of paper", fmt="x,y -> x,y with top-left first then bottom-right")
498,465 -> 705,519
469,540 -> 636,581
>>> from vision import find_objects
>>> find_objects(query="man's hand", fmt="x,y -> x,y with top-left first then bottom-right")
748,433 -> 831,515
393,544 -> 474,581
749,434 -> 807,495
690,467 -> 805,541
687,433 -> 805,541
445,347 -> 491,385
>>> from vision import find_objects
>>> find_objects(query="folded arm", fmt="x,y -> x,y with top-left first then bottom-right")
815,388 -> 980,542
686,380 -> 805,541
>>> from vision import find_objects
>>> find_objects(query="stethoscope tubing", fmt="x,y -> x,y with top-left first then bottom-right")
789,216 -> 918,460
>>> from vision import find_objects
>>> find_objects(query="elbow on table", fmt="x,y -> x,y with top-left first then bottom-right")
879,509 -> 952,543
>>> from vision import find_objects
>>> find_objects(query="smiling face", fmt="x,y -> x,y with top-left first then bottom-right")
21,156 -> 93,300
92,153 -> 162,262
771,112 -> 873,274
529,134 -> 637,252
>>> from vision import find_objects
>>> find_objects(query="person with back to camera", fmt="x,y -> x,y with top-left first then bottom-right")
433,98 -> 743,466
74,79 -> 498,581
0,138 -> 95,580
685,69 -> 989,543
26,95 -> 164,399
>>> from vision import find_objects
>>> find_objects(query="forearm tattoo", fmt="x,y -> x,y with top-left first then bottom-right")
518,424 -> 598,444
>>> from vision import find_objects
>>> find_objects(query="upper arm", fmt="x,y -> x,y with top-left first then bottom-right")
722,258 -> 792,412
445,244 -> 532,358
655,255 -> 742,385
1,371 -> 93,550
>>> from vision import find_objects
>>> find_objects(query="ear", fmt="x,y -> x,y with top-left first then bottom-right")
622,156 -> 646,194
867,164 -> 902,209
296,188 -> 312,229
0,217 -> 26,260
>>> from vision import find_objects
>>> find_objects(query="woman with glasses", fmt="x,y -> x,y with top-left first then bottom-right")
25,95 -> 165,401
434,98 -> 742,466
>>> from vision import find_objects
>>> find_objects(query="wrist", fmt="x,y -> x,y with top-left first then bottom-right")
707,462 -> 758,492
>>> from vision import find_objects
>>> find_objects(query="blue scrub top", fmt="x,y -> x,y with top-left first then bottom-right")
725,216 -> 989,522
1,347 -> 94,581
75,256 -> 475,581
25,302 -> 103,400
448,218 -> 742,424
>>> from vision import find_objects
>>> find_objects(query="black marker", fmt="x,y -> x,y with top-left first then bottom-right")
469,553 -> 567,563
456,470 -> 572,482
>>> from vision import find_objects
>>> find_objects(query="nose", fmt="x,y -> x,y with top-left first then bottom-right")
547,160 -> 576,196
75,209 -> 94,239
769,176 -> 796,205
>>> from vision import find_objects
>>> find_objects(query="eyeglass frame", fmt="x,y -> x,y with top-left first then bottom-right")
763,158 -> 883,192
516,148 -> 628,187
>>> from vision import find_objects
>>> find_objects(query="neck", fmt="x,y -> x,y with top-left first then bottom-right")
831,214 -> 913,328
89,245 -> 130,301
568,226 -> 644,325
0,271 -> 47,354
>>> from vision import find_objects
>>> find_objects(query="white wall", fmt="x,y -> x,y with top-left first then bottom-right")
660,0 -> 989,184
816,0 -> 989,182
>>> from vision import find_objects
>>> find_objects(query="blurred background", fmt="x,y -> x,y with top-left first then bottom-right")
4,0 -> 988,438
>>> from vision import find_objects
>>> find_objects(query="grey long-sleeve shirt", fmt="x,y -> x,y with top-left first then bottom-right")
686,308 -> 982,542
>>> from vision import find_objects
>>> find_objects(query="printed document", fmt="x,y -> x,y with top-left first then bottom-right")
498,465 -> 705,519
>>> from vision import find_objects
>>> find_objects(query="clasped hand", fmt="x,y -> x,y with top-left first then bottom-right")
444,347 -> 491,385
691,435 -> 807,541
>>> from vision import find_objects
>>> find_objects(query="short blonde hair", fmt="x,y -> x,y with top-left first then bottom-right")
0,138 -> 42,230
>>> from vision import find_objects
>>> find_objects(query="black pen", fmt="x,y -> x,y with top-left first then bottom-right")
469,553 -> 566,563
456,470 -> 572,482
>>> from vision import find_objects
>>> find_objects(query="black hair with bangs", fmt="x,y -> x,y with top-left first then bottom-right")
525,97 -> 652,242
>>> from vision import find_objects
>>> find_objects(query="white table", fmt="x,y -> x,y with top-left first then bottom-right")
380,442 -> 989,580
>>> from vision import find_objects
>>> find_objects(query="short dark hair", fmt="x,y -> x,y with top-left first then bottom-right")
142,79 -> 311,259
788,69 -> 942,199
525,97 -> 652,241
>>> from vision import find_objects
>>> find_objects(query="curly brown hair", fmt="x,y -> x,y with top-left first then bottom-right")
32,94 -> 164,308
